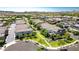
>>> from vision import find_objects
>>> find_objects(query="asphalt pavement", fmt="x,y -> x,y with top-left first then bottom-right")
4,41 -> 39,51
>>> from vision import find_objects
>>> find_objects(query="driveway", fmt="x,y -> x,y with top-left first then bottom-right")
6,24 -> 16,43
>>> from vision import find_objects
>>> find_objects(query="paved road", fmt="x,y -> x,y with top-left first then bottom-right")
4,41 -> 39,51
64,42 -> 79,51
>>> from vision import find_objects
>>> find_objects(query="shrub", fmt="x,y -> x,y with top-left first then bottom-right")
51,34 -> 62,41
73,31 -> 79,35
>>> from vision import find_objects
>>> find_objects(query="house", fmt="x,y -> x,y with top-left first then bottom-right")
75,17 -> 79,21
52,17 -> 62,21
74,23 -> 79,28
47,18 -> 62,24
15,20 -> 32,38
57,28 -> 66,35
0,21 -> 3,27
0,27 -> 7,37
72,20 -> 79,29
16,18 -> 22,20
31,19 -> 43,25
38,16 -> 49,20
40,22 -> 61,35
15,24 -> 32,35
15,20 -> 26,25
62,16 -> 72,21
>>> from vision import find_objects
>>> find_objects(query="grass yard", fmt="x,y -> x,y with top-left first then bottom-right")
23,31 -> 49,47
49,38 -> 76,47
37,47 -> 45,51
49,39 -> 67,47
23,31 -> 76,48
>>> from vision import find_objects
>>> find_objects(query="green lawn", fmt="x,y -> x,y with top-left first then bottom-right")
23,32 -> 76,47
49,39 -> 76,47
24,19 -> 76,48
37,47 -> 45,51
23,31 -> 49,47
49,39 -> 66,47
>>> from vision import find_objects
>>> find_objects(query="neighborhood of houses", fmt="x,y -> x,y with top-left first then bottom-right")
0,11 -> 79,51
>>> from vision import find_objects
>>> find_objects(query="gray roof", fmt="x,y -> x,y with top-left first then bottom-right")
31,19 -> 43,24
0,22 -> 3,27
48,18 -> 62,21
0,27 -> 6,37
15,24 -> 32,33
40,22 -> 61,32
15,20 -> 26,25
15,20 -> 32,33
74,24 -> 79,28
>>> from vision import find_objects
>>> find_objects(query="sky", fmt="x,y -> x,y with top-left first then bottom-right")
0,7 -> 79,12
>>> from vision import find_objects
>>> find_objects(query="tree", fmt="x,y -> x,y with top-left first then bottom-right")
11,16 -> 16,22
73,31 -> 79,35
25,15 -> 31,20
29,20 -> 33,24
56,23 -> 63,28
16,34 -> 24,40
62,32 -> 70,39
41,29 -> 50,37
36,25 -> 41,30
0,37 -> 5,47
56,34 -> 63,39
32,32 -> 37,38
32,32 -> 36,36
67,37 -> 73,41
51,34 -> 62,41
51,34 -> 56,41
33,24 -> 37,27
